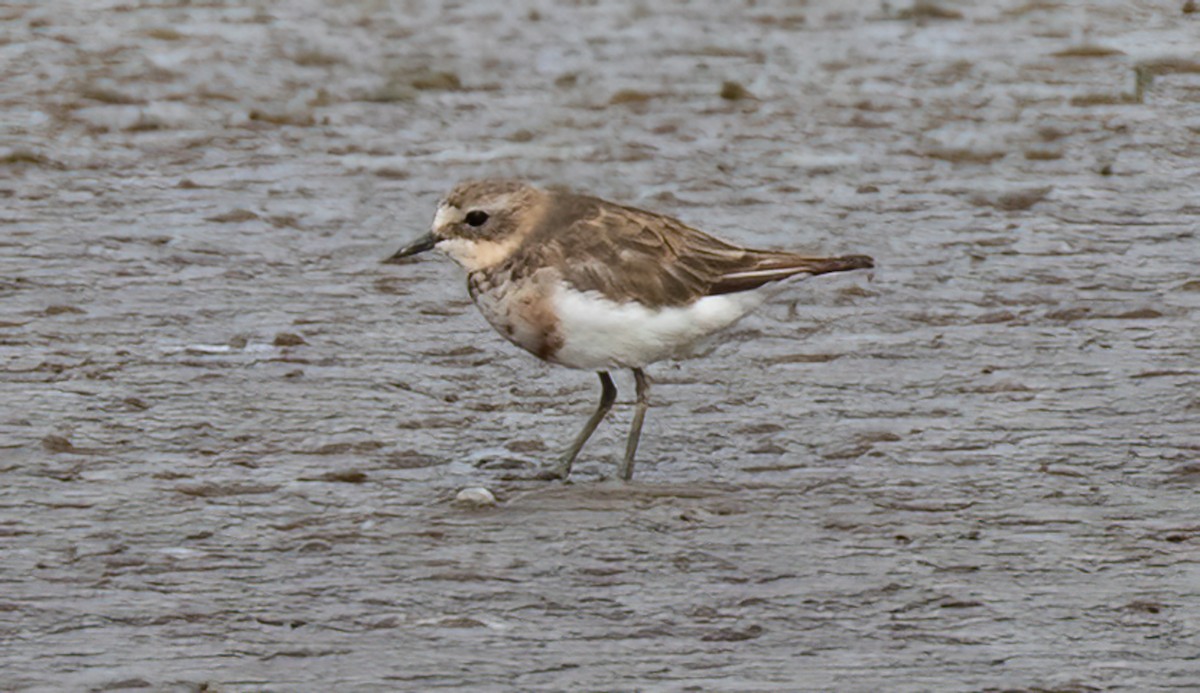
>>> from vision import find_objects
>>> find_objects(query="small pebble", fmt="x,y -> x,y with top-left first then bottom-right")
455,487 -> 497,507
273,332 -> 306,347
719,80 -> 753,101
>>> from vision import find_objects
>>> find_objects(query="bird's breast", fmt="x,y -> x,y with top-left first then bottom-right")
467,269 -> 564,363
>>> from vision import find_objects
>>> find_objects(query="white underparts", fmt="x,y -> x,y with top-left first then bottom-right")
550,286 -> 768,369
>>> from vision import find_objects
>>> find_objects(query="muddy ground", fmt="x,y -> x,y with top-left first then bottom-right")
2,0 -> 1198,691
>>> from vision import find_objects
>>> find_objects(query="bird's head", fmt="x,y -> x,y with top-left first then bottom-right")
385,179 -> 544,272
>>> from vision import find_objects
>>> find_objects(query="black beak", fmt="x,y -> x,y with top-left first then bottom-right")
382,232 -> 437,264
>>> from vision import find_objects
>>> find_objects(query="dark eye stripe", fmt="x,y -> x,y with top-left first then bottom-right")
465,210 -> 489,227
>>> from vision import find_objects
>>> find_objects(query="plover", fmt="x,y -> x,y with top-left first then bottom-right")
385,179 -> 873,481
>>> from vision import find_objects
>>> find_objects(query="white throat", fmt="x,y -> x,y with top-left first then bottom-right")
437,237 -> 521,272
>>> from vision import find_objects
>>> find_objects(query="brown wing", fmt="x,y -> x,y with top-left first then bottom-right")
526,194 -> 872,307
706,251 -> 876,296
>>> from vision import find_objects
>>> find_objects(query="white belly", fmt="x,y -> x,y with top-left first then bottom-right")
550,286 -> 765,369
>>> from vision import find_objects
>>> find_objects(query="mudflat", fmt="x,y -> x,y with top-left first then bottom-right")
1,1 -> 1197,690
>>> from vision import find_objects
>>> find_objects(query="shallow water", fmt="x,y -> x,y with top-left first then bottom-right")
2,1 -> 1198,690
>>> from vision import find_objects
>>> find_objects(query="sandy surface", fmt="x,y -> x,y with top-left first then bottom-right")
2,0 -> 1198,690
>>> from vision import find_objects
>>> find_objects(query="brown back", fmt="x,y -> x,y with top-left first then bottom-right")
504,192 -> 873,306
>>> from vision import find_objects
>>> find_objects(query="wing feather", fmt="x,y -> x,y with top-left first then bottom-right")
522,193 -> 872,306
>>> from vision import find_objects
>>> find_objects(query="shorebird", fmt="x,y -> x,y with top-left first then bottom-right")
385,180 -> 873,481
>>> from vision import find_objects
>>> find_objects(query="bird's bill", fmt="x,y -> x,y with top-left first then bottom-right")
383,232 -> 438,264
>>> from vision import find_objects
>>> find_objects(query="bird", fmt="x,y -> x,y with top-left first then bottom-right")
384,179 -> 873,481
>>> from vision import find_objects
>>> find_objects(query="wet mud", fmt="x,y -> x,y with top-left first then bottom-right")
2,1 -> 1198,690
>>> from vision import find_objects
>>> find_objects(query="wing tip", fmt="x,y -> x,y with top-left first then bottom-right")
839,254 -> 875,271
807,254 -> 874,275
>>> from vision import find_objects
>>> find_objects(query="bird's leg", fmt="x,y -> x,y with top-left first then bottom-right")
540,371 -> 616,481
618,368 -> 650,481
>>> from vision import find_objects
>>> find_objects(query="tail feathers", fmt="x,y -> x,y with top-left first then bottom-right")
709,254 -> 874,296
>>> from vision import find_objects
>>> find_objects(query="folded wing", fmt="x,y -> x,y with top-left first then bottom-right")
542,196 -> 873,307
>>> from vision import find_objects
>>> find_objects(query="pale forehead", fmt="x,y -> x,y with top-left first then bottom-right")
432,203 -> 463,230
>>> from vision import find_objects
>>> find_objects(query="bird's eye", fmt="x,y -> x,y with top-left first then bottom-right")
464,210 -> 489,227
